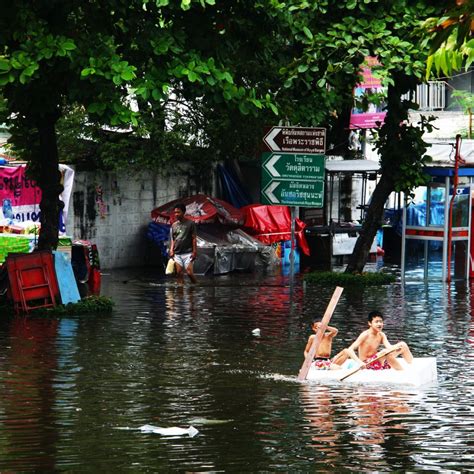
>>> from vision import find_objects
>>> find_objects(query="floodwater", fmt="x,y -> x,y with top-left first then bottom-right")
0,265 -> 473,472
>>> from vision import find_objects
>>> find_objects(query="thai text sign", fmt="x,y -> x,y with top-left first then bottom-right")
0,165 -> 74,231
261,152 -> 325,207
263,126 -> 326,154
0,166 -> 41,222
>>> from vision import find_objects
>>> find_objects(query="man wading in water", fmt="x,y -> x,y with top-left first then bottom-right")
169,203 -> 197,284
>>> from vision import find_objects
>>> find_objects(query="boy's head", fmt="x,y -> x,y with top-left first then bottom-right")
367,310 -> 383,323
311,319 -> 321,331
367,310 -> 384,330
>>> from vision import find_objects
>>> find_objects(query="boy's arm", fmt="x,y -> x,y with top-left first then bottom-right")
325,325 -> 338,338
381,332 -> 393,349
303,335 -> 315,358
381,332 -> 402,353
345,332 -> 366,364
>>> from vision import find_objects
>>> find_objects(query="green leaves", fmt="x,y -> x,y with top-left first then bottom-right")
302,26 -> 313,40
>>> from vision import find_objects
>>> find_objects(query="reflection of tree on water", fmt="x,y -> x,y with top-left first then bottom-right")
0,317 -> 59,471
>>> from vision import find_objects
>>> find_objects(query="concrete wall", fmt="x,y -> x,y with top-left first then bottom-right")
66,169 -> 199,269
409,111 -> 470,139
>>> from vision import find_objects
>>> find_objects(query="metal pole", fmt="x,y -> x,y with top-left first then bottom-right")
446,135 -> 462,282
467,183 -> 472,280
290,206 -> 296,278
424,184 -> 431,280
401,193 -> 407,283
442,176 -> 450,282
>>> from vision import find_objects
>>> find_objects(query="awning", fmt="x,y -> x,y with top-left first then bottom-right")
325,159 -> 379,173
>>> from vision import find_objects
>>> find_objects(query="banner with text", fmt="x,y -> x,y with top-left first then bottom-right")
349,57 -> 387,129
0,164 -> 74,232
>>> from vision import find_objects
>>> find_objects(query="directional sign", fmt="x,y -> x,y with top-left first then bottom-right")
262,152 -> 324,181
261,179 -> 324,207
261,153 -> 325,207
263,126 -> 326,154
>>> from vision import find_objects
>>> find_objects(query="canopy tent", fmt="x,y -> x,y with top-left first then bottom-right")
149,195 -> 276,275
241,204 -> 310,256
151,194 -> 244,226
425,139 -> 474,165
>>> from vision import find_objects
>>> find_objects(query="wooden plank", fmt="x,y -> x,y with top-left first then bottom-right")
297,286 -> 344,381
339,345 -> 400,381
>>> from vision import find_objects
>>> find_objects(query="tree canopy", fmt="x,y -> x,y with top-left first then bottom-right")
425,0 -> 474,76
0,1 -> 287,248
0,0 -> 448,270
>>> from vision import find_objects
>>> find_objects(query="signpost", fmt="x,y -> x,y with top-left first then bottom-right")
261,126 -> 327,279
261,152 -> 325,207
263,126 -> 326,154
261,179 -> 324,207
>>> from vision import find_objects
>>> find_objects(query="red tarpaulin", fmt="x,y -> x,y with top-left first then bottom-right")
241,204 -> 310,256
151,194 -> 244,225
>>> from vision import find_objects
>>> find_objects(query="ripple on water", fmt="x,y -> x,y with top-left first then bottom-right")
0,268 -> 472,471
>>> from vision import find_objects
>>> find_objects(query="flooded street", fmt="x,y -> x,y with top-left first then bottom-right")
0,266 -> 473,471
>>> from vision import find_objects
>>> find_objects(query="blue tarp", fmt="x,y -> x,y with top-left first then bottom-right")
385,201 -> 445,236
217,163 -> 252,209
147,222 -> 170,258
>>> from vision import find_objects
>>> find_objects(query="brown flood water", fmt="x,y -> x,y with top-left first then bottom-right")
0,265 -> 472,471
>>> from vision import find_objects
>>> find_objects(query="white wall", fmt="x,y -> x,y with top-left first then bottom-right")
66,169 -> 194,269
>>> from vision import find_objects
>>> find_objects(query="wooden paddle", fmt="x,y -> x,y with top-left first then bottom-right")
339,345 -> 400,381
297,286 -> 344,381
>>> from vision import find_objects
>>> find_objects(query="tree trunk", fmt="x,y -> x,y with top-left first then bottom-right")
345,172 -> 394,273
344,71 -> 418,274
37,114 -> 62,251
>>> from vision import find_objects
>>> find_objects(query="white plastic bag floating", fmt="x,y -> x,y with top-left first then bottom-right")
252,328 -> 261,336
139,424 -> 199,437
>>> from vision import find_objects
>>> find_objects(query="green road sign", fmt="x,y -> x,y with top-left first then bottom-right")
262,152 -> 325,180
261,152 -> 325,207
261,179 -> 324,207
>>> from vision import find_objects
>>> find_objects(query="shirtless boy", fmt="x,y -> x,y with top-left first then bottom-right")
346,310 -> 413,370
304,320 -> 344,370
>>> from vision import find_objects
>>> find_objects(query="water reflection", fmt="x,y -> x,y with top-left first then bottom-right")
0,317 -> 59,471
0,268 -> 472,471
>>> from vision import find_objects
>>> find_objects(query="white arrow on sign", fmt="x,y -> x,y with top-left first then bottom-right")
264,154 -> 281,177
264,181 -> 279,204
263,127 -> 281,151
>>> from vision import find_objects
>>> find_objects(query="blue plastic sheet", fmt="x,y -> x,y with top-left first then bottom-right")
146,222 -> 170,257
217,163 -> 252,209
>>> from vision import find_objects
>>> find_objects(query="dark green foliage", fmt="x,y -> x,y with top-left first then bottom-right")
51,295 -> 115,315
1,0 -> 448,257
304,271 -> 396,287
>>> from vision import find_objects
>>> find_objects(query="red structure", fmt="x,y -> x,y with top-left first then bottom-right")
241,204 -> 310,256
6,251 -> 59,314
152,194 -> 244,226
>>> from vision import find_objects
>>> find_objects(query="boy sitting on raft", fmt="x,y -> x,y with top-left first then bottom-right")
303,319 -> 349,370
345,310 -> 413,370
